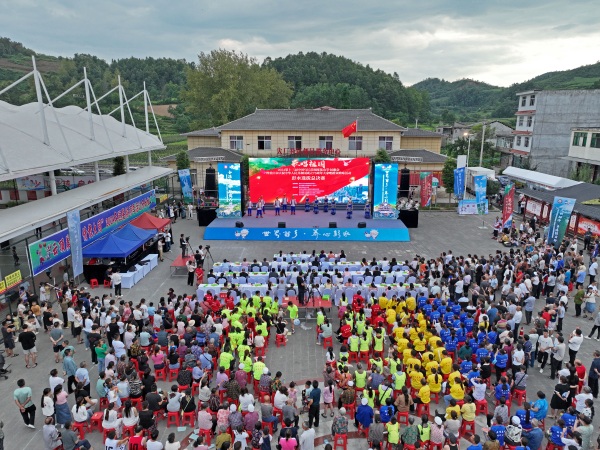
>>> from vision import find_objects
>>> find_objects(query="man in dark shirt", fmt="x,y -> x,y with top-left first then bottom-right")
588,350 -> 600,398
18,324 -> 37,368
308,380 -> 321,428
146,384 -> 167,413
278,418 -> 299,442
297,272 -> 307,305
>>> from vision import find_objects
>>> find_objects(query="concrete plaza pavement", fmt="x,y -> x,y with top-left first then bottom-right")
3,211 -> 599,449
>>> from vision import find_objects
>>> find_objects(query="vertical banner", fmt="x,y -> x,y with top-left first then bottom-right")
419,172 -> 432,207
453,167 -> 466,200
216,163 -> 242,218
66,210 -> 83,277
474,175 -> 488,215
547,196 -> 576,246
502,184 -> 515,230
373,163 -> 398,219
178,169 -> 194,203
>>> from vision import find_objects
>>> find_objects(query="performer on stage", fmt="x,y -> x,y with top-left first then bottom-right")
282,194 -> 288,213
364,201 -> 371,219
331,198 -> 336,215
246,199 -> 253,217
274,197 -> 281,216
313,197 -> 319,214
290,195 -> 297,215
323,197 -> 329,213
304,196 -> 311,212
346,199 -> 353,219
256,196 -> 264,218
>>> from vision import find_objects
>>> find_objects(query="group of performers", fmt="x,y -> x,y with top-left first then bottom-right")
246,194 -> 371,219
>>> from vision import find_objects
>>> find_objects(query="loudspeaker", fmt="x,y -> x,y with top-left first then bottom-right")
235,221 -> 244,228
278,222 -> 286,228
329,222 -> 337,228
358,222 -> 366,228
205,167 -> 217,197
399,168 -> 410,198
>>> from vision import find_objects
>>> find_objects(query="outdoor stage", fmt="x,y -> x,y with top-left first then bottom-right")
203,209 -> 410,242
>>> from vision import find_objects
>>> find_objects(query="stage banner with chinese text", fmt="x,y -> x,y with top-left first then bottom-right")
474,175 -> 488,215
178,169 -> 194,203
248,158 -> 370,204
419,172 -> 432,207
502,184 -> 515,229
453,167 -> 465,200
28,190 -> 156,276
373,164 -> 398,219
547,196 -> 576,246
67,210 -> 83,277
217,163 -> 242,218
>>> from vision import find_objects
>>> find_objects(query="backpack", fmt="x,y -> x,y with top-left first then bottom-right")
251,428 -> 262,448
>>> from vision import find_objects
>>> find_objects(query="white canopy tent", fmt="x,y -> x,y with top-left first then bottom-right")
502,166 -> 581,190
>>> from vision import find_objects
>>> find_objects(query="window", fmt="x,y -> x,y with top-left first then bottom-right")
349,136 -> 363,151
379,136 -> 393,151
257,136 -> 271,150
318,136 -> 333,150
521,96 -> 527,107
524,137 -> 530,148
229,135 -> 243,150
288,136 -> 302,149
516,136 -> 522,146
591,133 -> 600,148
573,132 -> 588,147
27,191 -> 37,201
527,116 -> 533,127
529,95 -> 536,106
518,116 -> 524,127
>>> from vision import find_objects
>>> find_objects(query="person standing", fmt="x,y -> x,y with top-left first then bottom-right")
187,259 -> 197,287
589,258 -> 598,284
568,328 -> 584,365
12,245 -> 20,267
14,378 -> 36,429
299,421 -> 315,450
187,203 -> 194,220
63,349 -> 78,394
18,323 -> 37,368
297,272 -> 307,306
290,196 -> 296,215
549,335 -> 566,380
584,229 -> 593,251
274,198 -> 281,216
538,330 -> 553,374
587,350 -> 600,398
307,380 -> 321,429
110,271 -> 122,297
586,312 -> 600,340
180,234 -> 187,258
1,319 -> 17,358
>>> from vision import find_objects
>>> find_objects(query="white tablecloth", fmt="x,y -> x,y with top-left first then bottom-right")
121,272 -> 136,289
143,254 -> 159,270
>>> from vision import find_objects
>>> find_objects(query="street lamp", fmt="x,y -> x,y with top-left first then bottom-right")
464,132 -> 472,167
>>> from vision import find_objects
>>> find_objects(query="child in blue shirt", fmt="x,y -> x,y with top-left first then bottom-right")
548,419 -> 566,446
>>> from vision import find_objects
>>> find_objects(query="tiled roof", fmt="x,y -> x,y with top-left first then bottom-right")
388,149 -> 448,163
401,128 -> 443,137
182,127 -> 221,137
521,183 -> 600,220
161,147 -> 243,162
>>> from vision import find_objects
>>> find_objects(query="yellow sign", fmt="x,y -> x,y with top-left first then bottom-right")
5,270 -> 22,289
0,280 -> 5,295
158,194 -> 168,204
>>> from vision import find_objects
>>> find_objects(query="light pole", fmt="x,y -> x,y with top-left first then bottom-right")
464,132 -> 472,167
479,121 -> 486,166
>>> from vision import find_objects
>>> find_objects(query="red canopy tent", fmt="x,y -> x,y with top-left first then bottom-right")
130,212 -> 171,232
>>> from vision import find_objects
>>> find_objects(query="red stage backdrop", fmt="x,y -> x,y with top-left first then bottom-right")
248,158 -> 371,204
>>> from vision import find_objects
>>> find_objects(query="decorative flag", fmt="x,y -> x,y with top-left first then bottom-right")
473,175 -> 488,215
342,121 -> 357,138
178,169 -> 194,203
453,167 -> 466,200
419,172 -> 432,207
502,184 -> 515,230
547,196 -> 576,246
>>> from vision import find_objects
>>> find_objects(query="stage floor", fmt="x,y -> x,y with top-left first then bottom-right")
203,210 -> 410,241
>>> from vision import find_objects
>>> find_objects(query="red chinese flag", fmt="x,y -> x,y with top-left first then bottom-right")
342,121 -> 357,138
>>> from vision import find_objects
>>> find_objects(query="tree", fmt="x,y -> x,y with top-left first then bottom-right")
486,179 -> 501,197
240,154 -> 250,188
372,149 -> 392,163
113,156 -> 125,175
183,49 -> 293,128
441,157 -> 457,195
569,163 -> 593,182
176,151 -> 190,171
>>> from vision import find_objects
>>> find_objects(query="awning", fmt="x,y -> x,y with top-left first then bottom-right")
130,212 -> 172,231
502,166 -> 580,190
82,224 -> 155,258
0,166 -> 173,242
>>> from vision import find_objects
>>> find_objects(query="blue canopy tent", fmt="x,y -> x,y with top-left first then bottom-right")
82,224 -> 156,258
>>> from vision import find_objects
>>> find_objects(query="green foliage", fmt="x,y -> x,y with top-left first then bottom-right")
372,149 -> 392,163
569,163 -> 594,182
175,151 -> 190,171
183,49 -> 293,129
240,155 -> 250,187
487,179 -> 501,197
113,156 -> 125,175
441,157 -> 457,194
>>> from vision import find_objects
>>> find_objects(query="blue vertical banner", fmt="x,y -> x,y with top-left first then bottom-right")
373,163 -> 398,219
547,196 -> 576,246
217,163 -> 242,218
66,209 -> 83,277
178,169 -> 194,203
453,167 -> 465,200
474,175 -> 488,215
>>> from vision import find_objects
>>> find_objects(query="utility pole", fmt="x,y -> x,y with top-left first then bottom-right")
479,121 -> 486,166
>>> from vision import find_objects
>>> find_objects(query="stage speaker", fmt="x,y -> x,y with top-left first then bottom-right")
235,221 -> 244,228
278,222 -> 286,228
399,168 -> 410,198
329,222 -> 337,228
358,222 -> 366,228
205,166 -> 217,197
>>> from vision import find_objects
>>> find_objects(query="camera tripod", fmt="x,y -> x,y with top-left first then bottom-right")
204,246 -> 214,266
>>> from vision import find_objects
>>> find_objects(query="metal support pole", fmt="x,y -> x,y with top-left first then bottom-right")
32,56 -> 50,146
480,121 -> 486,166
125,155 -> 130,172
84,67 -> 95,141
49,171 -> 57,196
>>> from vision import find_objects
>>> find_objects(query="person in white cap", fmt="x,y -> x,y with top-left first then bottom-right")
505,415 -> 523,446
243,403 -> 259,432
338,380 -> 355,409
430,416 -> 445,446
355,396 -> 374,430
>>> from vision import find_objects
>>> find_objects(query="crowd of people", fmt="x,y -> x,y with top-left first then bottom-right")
3,233 -> 600,450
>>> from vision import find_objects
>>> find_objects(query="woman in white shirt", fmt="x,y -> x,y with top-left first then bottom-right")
41,387 -> 55,418
165,432 -> 181,450
71,396 -> 92,424
233,426 -> 249,449
239,390 -> 255,412
166,386 -> 182,413
121,400 -> 139,427
102,402 -> 123,437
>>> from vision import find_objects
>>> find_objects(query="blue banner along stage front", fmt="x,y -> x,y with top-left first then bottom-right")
204,214 -> 410,242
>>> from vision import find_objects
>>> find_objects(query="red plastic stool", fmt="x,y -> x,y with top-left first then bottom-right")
122,425 -> 136,437
545,444 -> 564,450
90,279 -> 99,289
198,428 -> 212,443
103,279 -> 111,288
178,385 -> 190,393
333,434 -> 348,450
275,334 -> 287,347
99,397 -> 109,410
431,391 -> 441,403
182,411 -> 195,427
168,368 -> 179,381
460,420 -> 476,435
255,346 -> 266,357
475,399 -> 488,415
273,407 -> 283,424
349,351 -> 358,363
416,402 -> 430,417
398,411 -> 410,425
102,427 -> 116,442
323,336 -> 333,348
429,442 -> 444,450
155,367 -> 167,381
71,421 -> 89,438
344,402 -> 356,419
166,411 -> 180,427
130,397 -> 143,410
90,412 -> 103,431
513,389 -> 527,406
261,421 -> 274,435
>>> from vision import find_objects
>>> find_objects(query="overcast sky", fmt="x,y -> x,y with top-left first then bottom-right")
1,0 -> 598,87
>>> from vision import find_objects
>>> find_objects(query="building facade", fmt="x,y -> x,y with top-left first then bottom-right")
183,108 -> 443,157
566,127 -> 600,182
510,89 -> 600,176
